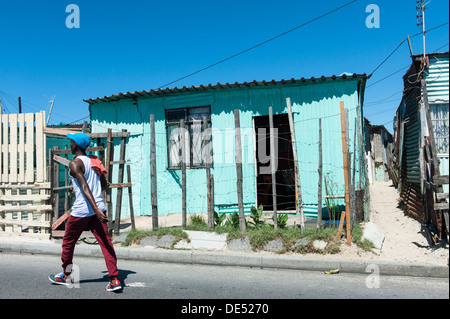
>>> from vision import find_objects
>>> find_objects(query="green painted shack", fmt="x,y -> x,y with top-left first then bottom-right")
85,73 -> 368,221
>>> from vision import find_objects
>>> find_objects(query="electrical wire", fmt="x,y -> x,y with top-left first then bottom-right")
367,21 -> 449,77
156,0 -> 358,90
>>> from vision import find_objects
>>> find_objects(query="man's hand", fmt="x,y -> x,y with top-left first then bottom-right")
95,208 -> 109,223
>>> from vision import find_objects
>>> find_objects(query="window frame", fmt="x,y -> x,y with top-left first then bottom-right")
429,102 -> 449,155
165,105 -> 212,170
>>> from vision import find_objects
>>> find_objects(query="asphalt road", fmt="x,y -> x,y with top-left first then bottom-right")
0,253 -> 448,301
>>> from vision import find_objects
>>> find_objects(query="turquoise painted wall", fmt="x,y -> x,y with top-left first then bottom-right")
90,78 -> 365,219
439,156 -> 449,196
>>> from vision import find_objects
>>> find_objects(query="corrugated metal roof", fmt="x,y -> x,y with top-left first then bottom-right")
84,73 -> 367,104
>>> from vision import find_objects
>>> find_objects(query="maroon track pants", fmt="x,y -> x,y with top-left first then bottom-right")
61,214 -> 118,280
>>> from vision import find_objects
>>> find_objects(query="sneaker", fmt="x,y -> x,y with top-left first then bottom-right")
106,279 -> 122,292
49,272 -> 72,286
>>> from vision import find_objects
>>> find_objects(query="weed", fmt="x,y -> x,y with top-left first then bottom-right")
122,228 -> 189,248
187,214 -> 208,231
272,213 -> 288,229
224,211 -> 241,229
351,223 -> 375,251
214,211 -> 227,227
324,173 -> 342,229
249,205 -> 266,228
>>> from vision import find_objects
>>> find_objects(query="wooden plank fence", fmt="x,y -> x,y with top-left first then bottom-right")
0,111 -> 51,238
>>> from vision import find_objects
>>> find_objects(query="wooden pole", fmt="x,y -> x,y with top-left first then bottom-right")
357,106 -> 363,190
126,164 -> 135,231
407,35 -> 414,57
82,121 -> 88,133
203,116 -> 213,229
150,114 -> 158,231
114,129 -> 127,235
422,79 -> 447,237
345,109 -> 353,239
286,98 -> 304,233
105,128 -> 114,236
351,119 -> 357,223
269,106 -> 278,229
49,147 -> 56,226
317,118 -> 322,228
345,108 -> 352,241
180,119 -> 187,228
54,146 -> 60,222
234,110 -> 246,232
337,102 -> 352,245
422,80 -> 440,177
46,100 -> 55,126
211,174 -> 215,220
64,146 -> 70,212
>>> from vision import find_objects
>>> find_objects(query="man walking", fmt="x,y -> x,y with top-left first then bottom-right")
49,133 -> 121,292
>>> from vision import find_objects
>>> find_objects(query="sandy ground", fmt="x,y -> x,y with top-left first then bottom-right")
120,180 -> 449,266
364,180 -> 448,266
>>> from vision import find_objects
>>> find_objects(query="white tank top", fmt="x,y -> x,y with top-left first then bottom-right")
70,155 -> 106,218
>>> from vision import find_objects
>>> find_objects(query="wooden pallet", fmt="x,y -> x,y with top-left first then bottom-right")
0,112 -> 51,238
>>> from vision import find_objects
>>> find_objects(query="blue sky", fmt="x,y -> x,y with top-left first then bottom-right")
0,0 -> 448,132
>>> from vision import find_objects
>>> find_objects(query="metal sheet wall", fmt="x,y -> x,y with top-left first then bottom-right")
425,57 -> 449,103
90,79 -> 364,218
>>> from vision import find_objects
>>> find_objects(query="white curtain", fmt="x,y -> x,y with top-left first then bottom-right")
168,125 -> 181,168
191,120 -> 202,166
430,103 -> 449,154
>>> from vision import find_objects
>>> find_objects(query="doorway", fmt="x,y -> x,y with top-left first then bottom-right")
254,114 -> 296,211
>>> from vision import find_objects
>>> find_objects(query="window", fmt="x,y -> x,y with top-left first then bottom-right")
166,106 -> 212,169
430,103 -> 449,154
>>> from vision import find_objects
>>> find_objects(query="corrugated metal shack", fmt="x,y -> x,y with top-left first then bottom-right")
365,121 -> 394,183
85,73 -> 369,223
394,51 -> 449,240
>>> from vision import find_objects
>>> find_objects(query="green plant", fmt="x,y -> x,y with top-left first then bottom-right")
122,228 -> 189,248
214,211 -> 227,227
249,205 -> 266,228
351,224 -> 375,251
324,173 -> 341,229
189,214 -> 207,226
225,211 -> 241,229
272,213 -> 288,229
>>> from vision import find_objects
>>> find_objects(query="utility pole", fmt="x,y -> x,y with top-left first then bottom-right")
416,0 -> 427,59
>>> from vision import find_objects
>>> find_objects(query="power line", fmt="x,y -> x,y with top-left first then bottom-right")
433,42 -> 449,52
367,21 -> 449,77
366,39 -> 450,90
66,115 -> 90,125
156,0 -> 358,89
366,65 -> 410,88
369,40 -> 408,77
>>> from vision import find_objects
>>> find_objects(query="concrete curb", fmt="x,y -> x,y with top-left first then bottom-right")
0,239 -> 448,278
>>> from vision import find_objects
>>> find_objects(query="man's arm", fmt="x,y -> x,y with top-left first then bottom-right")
69,159 -> 108,223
